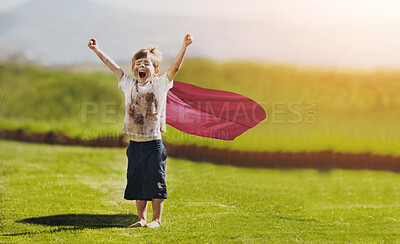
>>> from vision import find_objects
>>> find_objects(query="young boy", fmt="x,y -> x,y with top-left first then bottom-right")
88,34 -> 193,228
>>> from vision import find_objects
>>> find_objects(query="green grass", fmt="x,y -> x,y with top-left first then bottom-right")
0,64 -> 123,139
2,139 -> 400,242
1,62 -> 400,155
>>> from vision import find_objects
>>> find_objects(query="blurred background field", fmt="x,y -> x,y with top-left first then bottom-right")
1,61 -> 399,156
1,0 -> 400,157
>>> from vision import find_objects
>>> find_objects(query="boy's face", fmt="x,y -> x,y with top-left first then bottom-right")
132,58 -> 159,83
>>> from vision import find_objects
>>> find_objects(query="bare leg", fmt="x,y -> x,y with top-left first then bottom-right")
145,198 -> 164,228
128,200 -> 148,228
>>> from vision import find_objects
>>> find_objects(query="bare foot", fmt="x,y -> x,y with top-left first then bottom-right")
128,219 -> 146,228
145,220 -> 161,228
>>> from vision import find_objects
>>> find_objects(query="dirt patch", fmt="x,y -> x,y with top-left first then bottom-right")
1,129 -> 399,172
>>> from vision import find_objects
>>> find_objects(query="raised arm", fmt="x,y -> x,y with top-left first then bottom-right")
88,38 -> 123,81
167,34 -> 193,82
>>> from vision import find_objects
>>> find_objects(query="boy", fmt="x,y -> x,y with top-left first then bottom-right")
88,34 -> 193,228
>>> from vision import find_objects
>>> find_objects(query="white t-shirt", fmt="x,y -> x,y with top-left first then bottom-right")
118,72 -> 173,138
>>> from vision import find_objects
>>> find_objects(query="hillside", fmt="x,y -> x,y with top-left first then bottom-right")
1,61 -> 400,155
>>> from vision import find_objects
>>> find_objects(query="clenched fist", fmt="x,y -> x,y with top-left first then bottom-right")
88,38 -> 98,50
182,34 -> 193,47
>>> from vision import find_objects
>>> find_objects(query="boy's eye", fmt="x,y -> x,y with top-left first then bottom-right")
135,61 -> 150,66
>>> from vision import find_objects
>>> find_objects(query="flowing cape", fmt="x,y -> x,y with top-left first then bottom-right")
166,81 -> 266,140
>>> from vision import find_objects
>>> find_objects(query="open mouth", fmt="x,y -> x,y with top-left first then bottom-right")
139,71 -> 146,79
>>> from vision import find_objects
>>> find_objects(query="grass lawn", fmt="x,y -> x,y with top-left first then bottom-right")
1,140 -> 400,243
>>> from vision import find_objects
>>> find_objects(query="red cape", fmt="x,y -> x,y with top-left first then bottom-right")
166,81 -> 266,140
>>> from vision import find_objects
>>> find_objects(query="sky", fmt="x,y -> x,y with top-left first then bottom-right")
1,0 -> 400,68
2,0 -> 400,24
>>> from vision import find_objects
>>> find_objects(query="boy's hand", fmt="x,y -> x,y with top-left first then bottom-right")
182,34 -> 193,47
88,38 -> 99,50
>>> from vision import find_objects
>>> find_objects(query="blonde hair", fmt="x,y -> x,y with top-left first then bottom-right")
132,45 -> 163,69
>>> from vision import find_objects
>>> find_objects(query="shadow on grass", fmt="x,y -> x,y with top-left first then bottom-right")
2,214 -> 138,236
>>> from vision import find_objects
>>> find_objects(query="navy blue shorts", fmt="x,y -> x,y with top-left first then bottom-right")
124,139 -> 168,201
